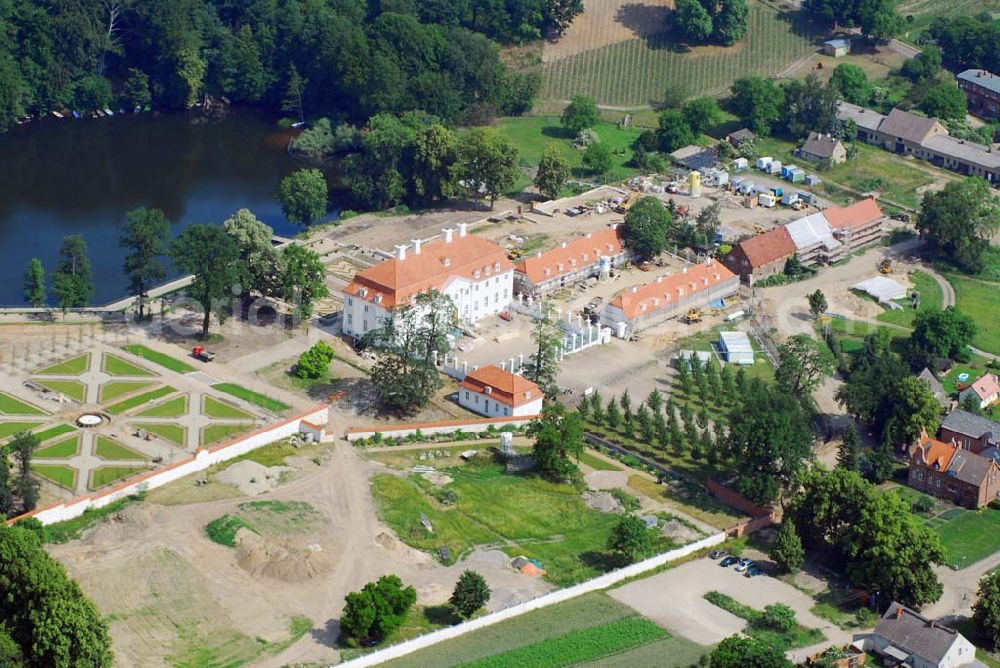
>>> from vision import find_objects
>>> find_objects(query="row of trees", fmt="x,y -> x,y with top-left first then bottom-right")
803,0 -> 904,40
673,0 -> 749,46
929,14 -> 1000,74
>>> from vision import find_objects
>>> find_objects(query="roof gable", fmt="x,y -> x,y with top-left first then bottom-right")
732,226 -> 796,268
942,409 -> 1000,440
460,365 -> 541,407
607,260 -> 737,320
516,227 -> 624,284
876,603 -> 965,664
823,198 -> 884,231
878,108 -> 942,144
801,132 -> 844,158
968,374 -> 1000,400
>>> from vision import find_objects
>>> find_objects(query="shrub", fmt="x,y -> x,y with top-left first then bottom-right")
609,488 -> 641,512
340,575 -> 416,647
758,603 -> 796,633
449,570 -> 491,618
295,340 -> 336,379
205,514 -> 257,547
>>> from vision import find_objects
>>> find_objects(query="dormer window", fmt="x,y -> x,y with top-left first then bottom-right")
557,263 -> 564,272
525,391 -> 532,399
485,266 -> 492,276
359,288 -> 368,298
485,386 -> 492,395
374,295 -> 383,304
494,262 -> 501,271
474,270 -> 481,279
570,259 -> 577,267
582,253 -> 589,261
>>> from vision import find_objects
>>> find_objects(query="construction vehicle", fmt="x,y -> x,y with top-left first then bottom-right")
685,309 -> 702,324
191,346 -> 216,362
878,258 -> 892,274
622,191 -> 641,211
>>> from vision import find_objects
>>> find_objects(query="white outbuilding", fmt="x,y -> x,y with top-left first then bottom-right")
718,331 -> 754,365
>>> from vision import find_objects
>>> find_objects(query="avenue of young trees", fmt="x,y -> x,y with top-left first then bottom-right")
0,0 -> 580,133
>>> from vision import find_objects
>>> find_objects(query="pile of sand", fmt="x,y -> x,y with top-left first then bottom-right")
661,519 -> 702,542
215,460 -> 290,496
233,529 -> 332,582
421,470 -> 453,487
582,490 -> 623,514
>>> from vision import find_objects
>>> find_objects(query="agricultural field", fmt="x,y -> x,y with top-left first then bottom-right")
540,1 -> 817,106
897,0 -> 1000,44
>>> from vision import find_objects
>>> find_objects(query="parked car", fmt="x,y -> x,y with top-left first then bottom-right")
720,556 -> 739,567
735,559 -> 754,573
745,565 -> 763,578
709,550 -> 727,560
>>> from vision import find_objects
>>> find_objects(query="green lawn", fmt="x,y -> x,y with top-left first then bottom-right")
99,380 -> 154,403
88,465 -> 146,490
875,271 -> 943,329
33,424 -> 76,443
105,386 -> 176,415
34,379 -> 86,402
95,436 -> 148,461
35,353 -> 90,376
573,635 -> 705,667
33,464 -> 77,489
134,395 -> 188,418
102,353 -> 156,377
704,591 -> 825,650
212,383 -> 289,412
122,344 -> 196,373
0,391 -> 47,415
576,449 -> 622,471
134,422 -> 186,447
947,275 -> 1000,355
935,507 -> 1000,570
202,396 -> 255,420
0,422 -> 45,439
34,435 -> 80,459
201,424 -> 251,446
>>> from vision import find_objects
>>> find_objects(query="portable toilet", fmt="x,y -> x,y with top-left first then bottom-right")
756,156 -> 772,171
767,160 -> 782,175
732,157 -> 749,171
781,192 -> 799,206
615,321 -> 628,339
689,171 -> 702,198
772,186 -> 783,197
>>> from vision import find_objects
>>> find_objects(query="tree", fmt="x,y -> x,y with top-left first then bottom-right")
281,64 -> 307,121
620,389 -> 633,423
884,376 -> 942,448
730,77 -> 785,136
714,0 -> 750,45
775,334 -> 835,403
836,331 -> 912,444
280,244 -> 329,319
837,423 -> 861,472
807,290 -> 828,320
544,0 -> 585,35
561,95 -> 599,133
917,177 -> 1000,274
449,570 -> 490,619
865,440 -> 896,484
656,109 -> 696,152
623,197 -> 672,262
22,259 -> 45,308
607,514 -> 652,564
646,389 -> 664,415
829,63 -> 871,105
709,635 -> 792,668
975,571 -> 1000,649
901,45 -> 942,84
908,307 -> 977,365
365,291 -> 453,414
590,390 -> 605,424
722,380 -> 814,503
278,169 -> 328,226
224,209 -> 280,299
295,340 -> 335,380
0,454 -> 14,518
340,575 -> 416,646
606,396 -> 621,429
526,301 -> 563,398
122,69 -> 151,109
674,0 -> 713,43
920,83 -> 968,120
0,523 -> 113,666
412,124 -> 458,203
120,207 -> 170,320
456,128 -> 519,210
535,144 -> 570,200
530,403 -> 585,481
760,604 -> 797,633
681,97 -> 722,136
582,141 -> 613,175
771,521 -> 804,573
782,75 -> 838,139
171,225 -> 243,340
52,235 -> 93,311
10,431 -> 38,513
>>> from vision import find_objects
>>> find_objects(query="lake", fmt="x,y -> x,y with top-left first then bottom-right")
0,109 -> 334,306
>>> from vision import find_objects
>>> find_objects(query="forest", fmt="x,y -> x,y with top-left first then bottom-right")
0,0 -> 583,132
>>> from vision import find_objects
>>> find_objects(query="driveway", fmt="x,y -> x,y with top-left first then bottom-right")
609,557 -> 850,648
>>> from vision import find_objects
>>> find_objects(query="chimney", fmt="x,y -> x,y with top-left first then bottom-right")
586,233 -> 592,239
682,267 -> 688,274
458,223 -> 468,238
442,257 -> 451,267
631,286 -> 638,293
536,251 -> 543,258
394,244 -> 407,261
656,276 -> 663,283
561,241 -> 567,249
411,239 -> 422,255
611,223 -> 618,230
443,228 -> 454,243
897,606 -> 903,620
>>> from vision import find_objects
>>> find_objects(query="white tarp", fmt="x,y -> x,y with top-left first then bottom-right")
853,276 -> 906,302
785,212 -> 841,251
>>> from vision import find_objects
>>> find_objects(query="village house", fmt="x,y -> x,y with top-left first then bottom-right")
835,102 -> 885,144
919,368 -> 950,409
823,38 -> 851,58
958,69 -> 1000,120
798,131 -> 847,166
940,410 -> 1000,454
341,224 -> 512,341
600,260 -> 738,337
861,602 -> 979,668
908,435 -> 1000,509
458,365 -> 542,418
960,374 -> 1000,411
785,211 -> 843,266
726,128 -> 756,149
514,226 -> 627,297
825,197 -> 885,252
873,108 -> 947,155
722,226 -> 796,284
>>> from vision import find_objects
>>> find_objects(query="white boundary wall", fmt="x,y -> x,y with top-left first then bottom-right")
338,531 -> 725,668
346,415 -> 538,442
8,405 -> 329,526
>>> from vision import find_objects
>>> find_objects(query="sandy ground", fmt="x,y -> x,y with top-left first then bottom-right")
543,0 -> 675,62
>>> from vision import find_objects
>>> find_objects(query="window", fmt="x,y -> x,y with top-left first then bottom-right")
464,391 -> 469,399
347,298 -> 353,306
475,395 -> 479,404
504,407 -> 509,416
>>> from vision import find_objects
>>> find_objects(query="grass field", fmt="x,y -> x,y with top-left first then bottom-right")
122,344 -> 196,373
897,0 -> 1000,44
34,379 -> 86,402
205,514 -> 257,547
89,465 -> 146,490
201,423 -> 251,445
35,435 -> 80,459
540,2 -> 816,106
212,383 -> 289,412
627,474 -> 745,530
946,275 -> 1000,355
105,386 -> 177,415
704,591 -> 825,650
33,424 -> 76,443
99,380 -> 154,403
33,464 -> 77,489
371,456 -> 678,586
202,396 -> 255,420
102,354 -> 155,377
35,353 -> 90,376
875,271 -> 943,329
0,421 -> 45,439
573,635 -> 705,667
95,436 -> 147,461
577,449 -> 622,471
0,391 -> 47,415
135,422 -> 186,447
134,395 -> 188,418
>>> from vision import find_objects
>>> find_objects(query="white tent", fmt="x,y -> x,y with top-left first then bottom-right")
853,276 -> 906,302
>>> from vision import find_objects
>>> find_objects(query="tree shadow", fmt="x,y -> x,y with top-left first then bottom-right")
615,3 -> 673,39
541,125 -> 574,140
423,604 -> 461,626
772,7 -> 826,44
312,618 -> 340,648
579,549 -> 620,572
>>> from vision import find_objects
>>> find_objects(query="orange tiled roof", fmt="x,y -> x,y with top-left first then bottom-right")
913,437 -> 957,471
515,227 -> 625,284
735,226 -> 796,268
460,365 -> 541,408
344,234 -> 512,308
823,197 -> 884,231
608,260 -> 737,321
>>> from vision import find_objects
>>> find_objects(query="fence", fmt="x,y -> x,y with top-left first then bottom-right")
6,404 -> 330,527
706,478 -> 777,537
346,415 -> 538,442
338,531 -> 725,668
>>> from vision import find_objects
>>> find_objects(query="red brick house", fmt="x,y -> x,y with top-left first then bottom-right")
722,226 -> 796,284
940,410 -> 1000,454
909,436 -> 1000,508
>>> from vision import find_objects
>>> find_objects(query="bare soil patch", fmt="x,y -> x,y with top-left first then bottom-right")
544,0 -> 675,62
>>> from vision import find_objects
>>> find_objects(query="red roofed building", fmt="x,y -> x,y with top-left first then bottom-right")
722,226 -> 796,284
600,260 -> 739,336
514,226 -> 628,297
960,373 -> 1000,411
342,224 -> 513,340
459,365 -> 543,417
824,197 -> 886,252
909,435 -> 1000,508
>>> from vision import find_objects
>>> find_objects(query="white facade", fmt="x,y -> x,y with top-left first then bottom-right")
459,387 -> 542,418
868,631 -> 976,668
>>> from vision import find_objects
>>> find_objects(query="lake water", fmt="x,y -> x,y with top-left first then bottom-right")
0,109 -> 332,306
